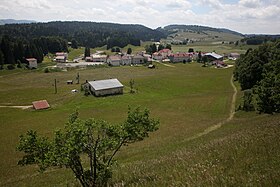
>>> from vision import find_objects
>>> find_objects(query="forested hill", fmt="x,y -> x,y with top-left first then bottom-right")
158,24 -> 243,36
0,19 -> 36,25
0,21 -> 166,49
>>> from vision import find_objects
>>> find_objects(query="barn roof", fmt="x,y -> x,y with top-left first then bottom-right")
205,52 -> 223,59
88,79 -> 123,91
32,100 -> 50,110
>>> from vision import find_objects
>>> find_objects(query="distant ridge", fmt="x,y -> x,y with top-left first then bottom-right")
158,24 -> 244,37
0,19 -> 36,25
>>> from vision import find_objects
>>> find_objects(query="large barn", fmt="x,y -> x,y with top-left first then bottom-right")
88,79 -> 124,96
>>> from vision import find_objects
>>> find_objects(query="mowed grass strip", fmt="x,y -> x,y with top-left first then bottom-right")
0,63 -> 234,186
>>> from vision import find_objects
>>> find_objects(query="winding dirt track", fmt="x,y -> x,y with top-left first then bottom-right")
187,75 -> 237,141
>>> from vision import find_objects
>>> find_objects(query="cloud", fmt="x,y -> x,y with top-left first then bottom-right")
0,0 -> 279,34
239,0 -> 261,8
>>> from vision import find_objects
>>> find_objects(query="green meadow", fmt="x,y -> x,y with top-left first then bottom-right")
0,62 -> 279,186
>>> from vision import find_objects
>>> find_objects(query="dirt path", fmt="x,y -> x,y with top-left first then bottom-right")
154,61 -> 176,68
0,105 -> 33,109
187,75 -> 237,141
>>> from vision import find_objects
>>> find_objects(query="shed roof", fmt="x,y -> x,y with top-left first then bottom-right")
32,100 -> 50,110
88,79 -> 123,91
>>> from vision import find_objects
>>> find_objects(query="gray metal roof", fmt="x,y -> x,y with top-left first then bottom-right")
205,52 -> 223,59
88,79 -> 123,91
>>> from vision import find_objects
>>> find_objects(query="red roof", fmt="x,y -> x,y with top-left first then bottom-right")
158,49 -> 171,53
109,56 -> 121,60
32,100 -> 50,110
169,53 -> 191,58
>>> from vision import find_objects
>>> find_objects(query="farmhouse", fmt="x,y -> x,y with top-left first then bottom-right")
85,56 -> 93,62
92,54 -> 107,63
152,48 -> 172,61
55,56 -> 67,62
168,52 -> 191,63
205,52 -> 223,61
152,52 -> 163,61
228,53 -> 240,60
107,56 -> 121,66
26,58 -> 37,69
132,55 -> 145,64
88,79 -> 124,97
121,55 -> 132,65
55,52 -> 68,62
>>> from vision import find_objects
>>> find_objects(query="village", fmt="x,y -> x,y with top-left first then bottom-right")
25,45 -> 241,71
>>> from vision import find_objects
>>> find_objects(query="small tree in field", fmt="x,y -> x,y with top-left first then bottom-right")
17,107 -> 159,187
129,79 -> 135,93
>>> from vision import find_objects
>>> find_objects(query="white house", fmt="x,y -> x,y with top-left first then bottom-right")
152,48 -> 172,61
26,58 -> 37,69
121,55 -> 132,65
92,54 -> 107,63
55,52 -> 68,58
168,52 -> 192,63
132,55 -> 145,64
55,52 -> 68,62
107,56 -> 121,66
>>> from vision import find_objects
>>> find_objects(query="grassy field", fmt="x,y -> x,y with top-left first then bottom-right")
0,61 -> 279,186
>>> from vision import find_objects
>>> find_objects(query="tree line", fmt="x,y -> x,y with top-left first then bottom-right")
234,39 -> 280,113
145,43 -> 172,54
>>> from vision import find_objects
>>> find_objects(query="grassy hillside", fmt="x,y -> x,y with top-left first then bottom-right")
159,25 -> 244,45
0,63 -> 279,186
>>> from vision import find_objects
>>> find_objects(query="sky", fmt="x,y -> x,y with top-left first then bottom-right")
0,0 -> 280,34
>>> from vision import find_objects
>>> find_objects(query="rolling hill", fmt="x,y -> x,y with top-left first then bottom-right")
158,24 -> 244,44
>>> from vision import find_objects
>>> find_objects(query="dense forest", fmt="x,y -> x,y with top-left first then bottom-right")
234,40 -> 280,113
0,21 -> 165,49
241,35 -> 280,45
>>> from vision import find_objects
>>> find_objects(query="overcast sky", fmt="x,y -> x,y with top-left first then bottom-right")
0,0 -> 279,34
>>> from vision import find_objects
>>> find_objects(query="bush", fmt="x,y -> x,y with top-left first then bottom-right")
242,89 -> 255,111
7,64 -> 15,70
44,68 -> 50,73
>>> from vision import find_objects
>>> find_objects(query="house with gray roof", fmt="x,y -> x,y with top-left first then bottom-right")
87,79 -> 124,96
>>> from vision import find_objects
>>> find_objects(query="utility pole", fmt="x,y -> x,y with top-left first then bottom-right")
76,72 -> 80,84
54,79 -> 57,94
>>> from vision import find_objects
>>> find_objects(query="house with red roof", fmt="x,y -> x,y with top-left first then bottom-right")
152,48 -> 172,61
168,52 -> 192,63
